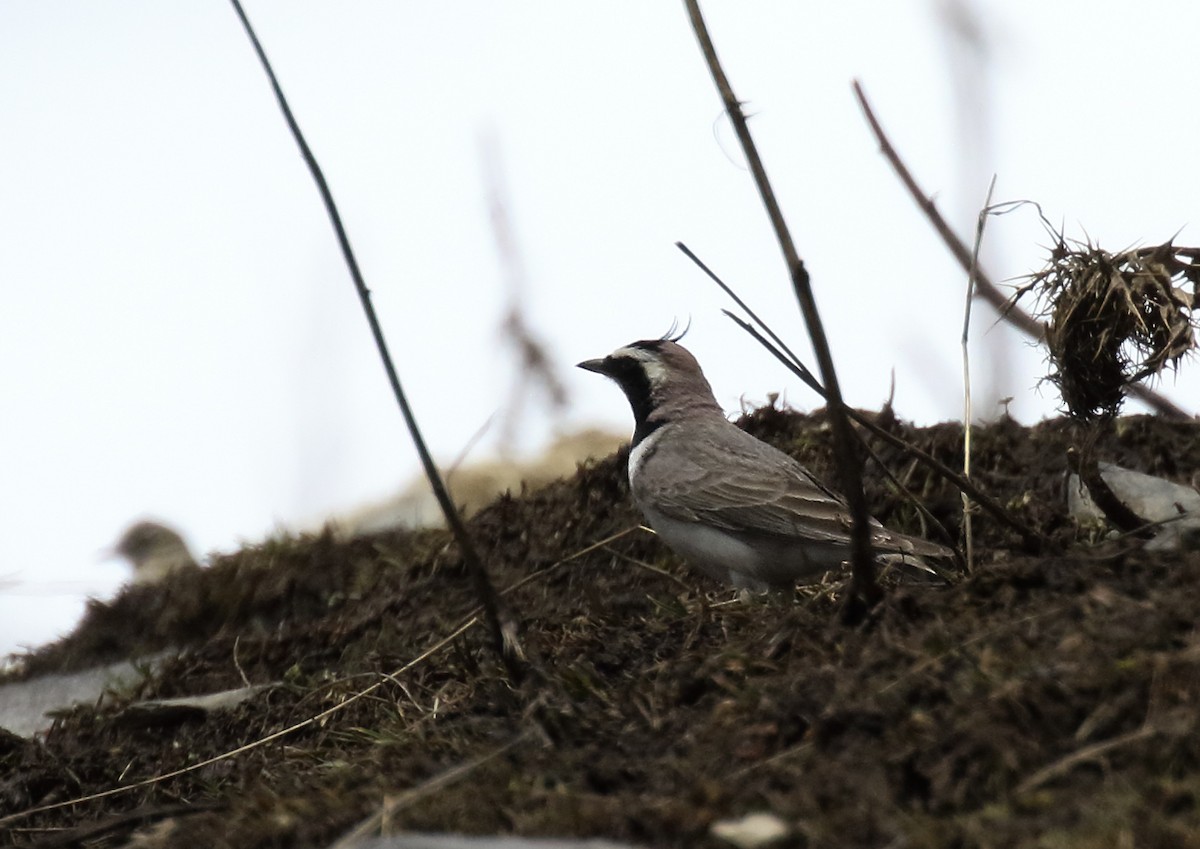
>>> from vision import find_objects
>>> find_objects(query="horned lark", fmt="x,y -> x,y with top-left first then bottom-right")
111,520 -> 199,584
578,339 -> 952,590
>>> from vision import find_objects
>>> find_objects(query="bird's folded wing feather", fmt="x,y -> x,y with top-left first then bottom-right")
638,425 -> 858,543
638,422 -> 953,558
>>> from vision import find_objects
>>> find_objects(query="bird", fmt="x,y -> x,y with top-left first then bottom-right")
110,520 -> 199,585
577,337 -> 953,591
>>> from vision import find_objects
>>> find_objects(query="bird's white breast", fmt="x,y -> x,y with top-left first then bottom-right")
627,427 -> 664,482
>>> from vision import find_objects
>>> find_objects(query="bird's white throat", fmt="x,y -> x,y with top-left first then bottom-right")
627,426 -> 663,480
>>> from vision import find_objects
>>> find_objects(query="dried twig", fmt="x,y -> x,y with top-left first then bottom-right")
675,242 -> 820,389
603,545 -> 695,591
228,0 -> 525,682
851,80 -> 1191,420
1015,725 -> 1159,795
684,0 -> 879,618
961,176 -> 998,573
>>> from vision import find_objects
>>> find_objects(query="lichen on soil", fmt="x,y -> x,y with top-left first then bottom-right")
3,407 -> 1200,848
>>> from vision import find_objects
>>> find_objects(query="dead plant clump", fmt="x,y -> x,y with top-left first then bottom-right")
1016,236 -> 1198,421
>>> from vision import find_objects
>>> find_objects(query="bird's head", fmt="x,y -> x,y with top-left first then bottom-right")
113,521 -> 190,566
577,339 -> 722,443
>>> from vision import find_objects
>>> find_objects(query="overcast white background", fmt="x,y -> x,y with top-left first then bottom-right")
2,2 -> 1197,657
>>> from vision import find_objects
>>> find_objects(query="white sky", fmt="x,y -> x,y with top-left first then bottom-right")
2,2 -> 1197,656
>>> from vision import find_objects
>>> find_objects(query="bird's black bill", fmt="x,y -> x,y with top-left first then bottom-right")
576,358 -> 610,375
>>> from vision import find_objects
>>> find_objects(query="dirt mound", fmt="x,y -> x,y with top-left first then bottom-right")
3,409 -> 1199,848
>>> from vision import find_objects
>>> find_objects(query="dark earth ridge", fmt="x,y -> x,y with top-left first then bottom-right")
2,407 -> 1199,848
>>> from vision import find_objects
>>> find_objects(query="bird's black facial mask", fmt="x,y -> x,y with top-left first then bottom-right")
578,342 -> 665,447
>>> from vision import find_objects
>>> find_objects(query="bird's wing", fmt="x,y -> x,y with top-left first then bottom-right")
636,422 -> 859,545
637,420 -> 953,557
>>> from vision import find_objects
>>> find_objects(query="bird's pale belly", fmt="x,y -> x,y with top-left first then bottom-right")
640,505 -> 842,591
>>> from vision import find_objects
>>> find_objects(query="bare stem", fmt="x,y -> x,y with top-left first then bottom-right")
228,0 -> 526,682
684,0 -> 879,617
675,242 -> 818,387
961,176 -> 998,573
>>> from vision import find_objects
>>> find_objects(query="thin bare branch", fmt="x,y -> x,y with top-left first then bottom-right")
1016,725 -> 1159,796
228,0 -> 526,681
675,241 -> 818,387
961,176 -> 998,573
685,1 -> 879,617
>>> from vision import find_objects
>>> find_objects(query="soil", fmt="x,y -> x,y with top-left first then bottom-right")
2,407 -> 1199,848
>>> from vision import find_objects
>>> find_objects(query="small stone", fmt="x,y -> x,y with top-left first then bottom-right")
710,811 -> 790,848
